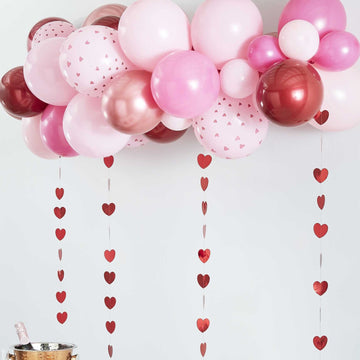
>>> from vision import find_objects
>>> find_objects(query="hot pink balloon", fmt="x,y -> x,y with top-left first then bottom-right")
83,4 -> 127,26
126,135 -> 149,149
63,94 -> 130,157
59,26 -> 136,98
24,38 -> 77,106
22,115 -> 58,159
278,0 -> 347,38
191,0 -> 263,69
40,105 -> 78,157
151,50 -> 220,119
312,31 -> 360,71
194,93 -> 269,159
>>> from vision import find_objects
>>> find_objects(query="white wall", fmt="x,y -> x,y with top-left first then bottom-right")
1,0 -> 360,359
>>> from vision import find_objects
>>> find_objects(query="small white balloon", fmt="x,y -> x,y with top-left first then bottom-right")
279,20 -> 319,61
161,113 -> 192,131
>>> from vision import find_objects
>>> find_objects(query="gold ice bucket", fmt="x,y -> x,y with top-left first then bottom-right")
8,343 -> 77,360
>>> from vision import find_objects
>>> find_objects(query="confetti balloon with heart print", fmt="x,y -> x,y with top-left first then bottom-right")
59,26 -> 137,97
193,93 -> 269,159
126,134 -> 149,149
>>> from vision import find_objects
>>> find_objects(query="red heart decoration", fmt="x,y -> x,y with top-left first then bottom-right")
202,201 -> 208,216
106,321 -> 116,334
55,228 -> 66,241
313,281 -> 328,296
104,156 -> 114,168
314,223 -> 328,238
58,270 -> 64,282
57,312 -> 67,324
200,343 -> 207,357
313,168 -> 329,183
197,154 -> 212,169
108,345 -> 113,358
198,249 -> 210,263
314,110 -> 329,126
56,291 -> 66,303
104,271 -> 116,284
201,177 -> 209,191
197,318 -> 210,333
55,188 -> 64,200
313,336 -> 328,351
104,297 -> 117,310
102,203 -> 116,216
317,195 -> 325,210
54,207 -> 66,219
105,249 -> 116,263
203,225 -> 206,239
197,274 -> 210,289
58,249 -> 63,261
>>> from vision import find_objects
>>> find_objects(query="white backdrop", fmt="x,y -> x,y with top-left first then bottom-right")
1,0 -> 360,359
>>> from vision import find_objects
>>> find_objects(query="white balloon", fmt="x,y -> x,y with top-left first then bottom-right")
161,113 -> 192,131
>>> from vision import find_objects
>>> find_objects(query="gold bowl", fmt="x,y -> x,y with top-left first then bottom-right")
8,343 -> 77,360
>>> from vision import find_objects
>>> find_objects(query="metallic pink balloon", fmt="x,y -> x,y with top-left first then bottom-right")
83,4 -> 126,26
102,70 -> 163,135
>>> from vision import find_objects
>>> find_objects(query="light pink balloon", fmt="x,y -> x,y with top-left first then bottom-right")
161,113 -> 192,131
59,26 -> 136,98
191,0 -> 263,69
194,93 -> 269,159
22,115 -> 58,159
309,68 -> 360,132
24,37 -> 77,106
83,4 -> 127,26
63,94 -> 130,157
220,59 -> 259,99
118,0 -> 192,72
31,21 -> 75,49
126,135 -> 149,149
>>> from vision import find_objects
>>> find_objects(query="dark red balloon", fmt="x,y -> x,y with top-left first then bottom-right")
256,59 -> 324,127
145,122 -> 187,143
92,16 -> 120,30
0,66 -> 47,119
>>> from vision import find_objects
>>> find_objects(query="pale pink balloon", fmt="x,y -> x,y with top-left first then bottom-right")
191,0 -> 263,69
59,26 -> 136,98
220,59 -> 259,99
31,21 -> 75,49
126,135 -> 149,149
193,93 -> 269,159
161,113 -> 192,131
309,68 -> 360,131
24,37 -> 77,106
63,94 -> 130,157
22,115 -> 58,159
118,0 -> 191,72
83,4 -> 127,26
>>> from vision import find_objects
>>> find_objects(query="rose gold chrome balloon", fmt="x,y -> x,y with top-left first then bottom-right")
83,4 -> 126,26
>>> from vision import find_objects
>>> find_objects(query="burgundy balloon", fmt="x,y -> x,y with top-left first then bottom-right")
256,59 -> 324,127
0,66 -> 47,119
145,122 -> 187,143
92,16 -> 120,30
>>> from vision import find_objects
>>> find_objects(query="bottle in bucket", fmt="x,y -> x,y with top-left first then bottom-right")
14,322 -> 34,350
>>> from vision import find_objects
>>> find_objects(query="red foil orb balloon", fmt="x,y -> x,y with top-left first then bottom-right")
145,122 -> 187,143
91,16 -> 120,30
256,59 -> 324,127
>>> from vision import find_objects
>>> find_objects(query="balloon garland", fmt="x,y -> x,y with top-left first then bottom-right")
0,0 -> 359,160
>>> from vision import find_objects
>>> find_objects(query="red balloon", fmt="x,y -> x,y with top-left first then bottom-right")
92,16 -> 120,30
256,59 -> 324,127
145,122 -> 187,143
0,66 -> 47,119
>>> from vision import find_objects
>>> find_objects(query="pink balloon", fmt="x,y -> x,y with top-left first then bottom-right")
118,0 -> 191,72
22,115 -> 58,159
40,105 -> 78,157
191,0 -> 263,69
59,26 -> 136,98
194,93 -> 269,159
24,38 -> 77,106
83,4 -> 127,26
63,94 -> 130,157
312,31 -> 360,71
126,135 -> 149,149
151,50 -> 220,118
161,113 -> 192,131
278,0 -> 346,38
31,21 -> 75,49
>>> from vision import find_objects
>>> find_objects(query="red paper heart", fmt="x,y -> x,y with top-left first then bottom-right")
104,271 -> 116,284
58,270 -> 64,282
317,195 -> 325,210
197,154 -> 212,169
57,312 -> 67,324
104,156 -> 114,168
200,343 -> 207,357
314,223 -> 328,238
108,345 -> 113,358
201,177 -> 209,191
55,228 -> 66,241
58,249 -> 63,261
313,281 -> 328,296
203,225 -> 206,239
314,110 -> 329,126
198,249 -> 210,263
197,274 -> 210,288
197,318 -> 210,333
104,297 -> 116,310
56,291 -> 66,303
313,336 -> 327,351
102,203 -> 116,216
105,249 -> 116,263
54,207 -> 66,219
313,168 -> 329,183
55,188 -> 64,200
106,321 -> 116,334
202,201 -> 208,216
